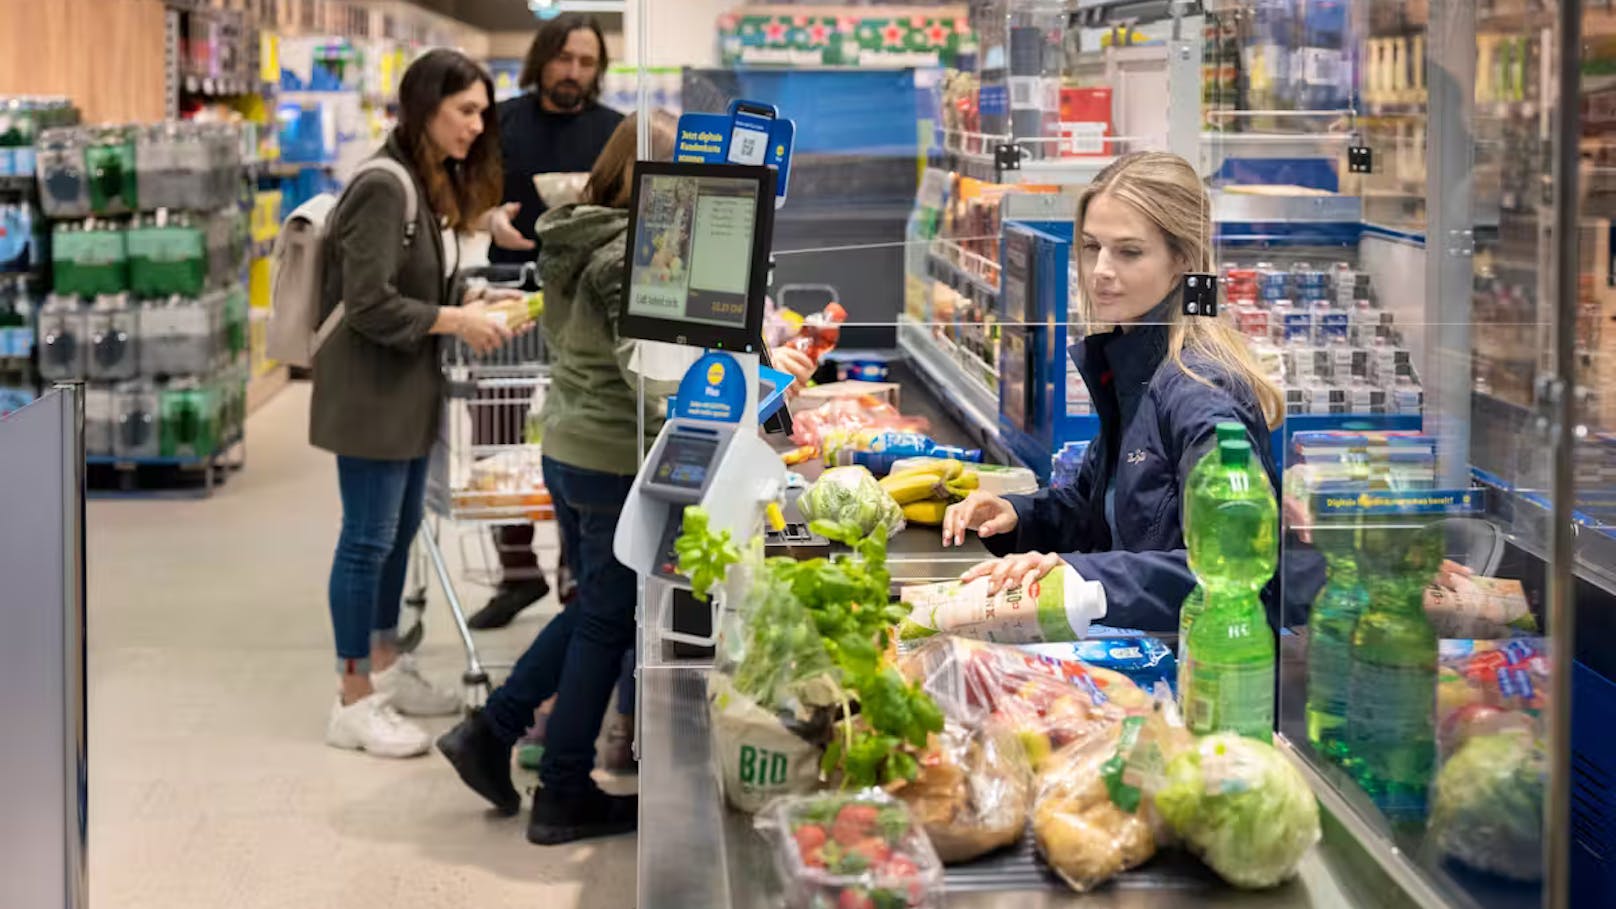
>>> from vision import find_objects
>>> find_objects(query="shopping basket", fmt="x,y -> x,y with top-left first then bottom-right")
402,262 -> 557,706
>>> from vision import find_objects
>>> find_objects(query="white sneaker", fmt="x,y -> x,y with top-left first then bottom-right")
326,693 -> 431,758
373,654 -> 463,717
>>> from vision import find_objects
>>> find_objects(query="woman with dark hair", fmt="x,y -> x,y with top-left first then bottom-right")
311,48 -> 519,758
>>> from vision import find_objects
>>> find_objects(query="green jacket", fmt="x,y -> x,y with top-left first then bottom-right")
536,204 -> 668,476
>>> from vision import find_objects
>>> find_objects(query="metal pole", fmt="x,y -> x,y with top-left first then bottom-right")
1547,1 -> 1581,905
58,383 -> 88,909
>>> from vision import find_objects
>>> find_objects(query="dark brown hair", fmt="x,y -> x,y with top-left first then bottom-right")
519,13 -> 608,99
397,49 -> 502,232
582,110 -> 678,208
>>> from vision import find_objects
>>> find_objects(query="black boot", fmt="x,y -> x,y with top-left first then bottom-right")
436,710 -> 520,816
527,784 -> 638,845
467,577 -> 550,630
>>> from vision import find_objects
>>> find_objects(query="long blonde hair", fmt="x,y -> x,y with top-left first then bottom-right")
1074,152 -> 1284,429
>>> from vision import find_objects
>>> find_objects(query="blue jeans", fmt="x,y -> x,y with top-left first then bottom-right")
484,457 -> 637,793
328,455 -> 428,674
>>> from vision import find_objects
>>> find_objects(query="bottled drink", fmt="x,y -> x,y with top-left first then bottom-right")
1183,439 -> 1278,741
1304,511 -> 1366,765
1346,518 -> 1442,824
1177,422 -> 1249,700
784,301 -> 847,365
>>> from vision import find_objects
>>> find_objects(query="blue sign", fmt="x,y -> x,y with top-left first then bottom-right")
672,351 -> 748,424
1313,488 -> 1484,517
674,99 -> 795,207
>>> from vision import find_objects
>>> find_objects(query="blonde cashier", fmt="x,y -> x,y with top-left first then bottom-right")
942,152 -> 1284,632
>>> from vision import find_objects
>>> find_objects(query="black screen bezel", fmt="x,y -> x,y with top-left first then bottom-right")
618,161 -> 776,353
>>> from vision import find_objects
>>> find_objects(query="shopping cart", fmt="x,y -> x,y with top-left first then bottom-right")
400,262 -> 557,707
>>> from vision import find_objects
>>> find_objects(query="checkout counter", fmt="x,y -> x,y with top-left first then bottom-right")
608,161 -> 1426,909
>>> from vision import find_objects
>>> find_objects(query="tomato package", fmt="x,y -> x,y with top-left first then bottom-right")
756,790 -> 945,909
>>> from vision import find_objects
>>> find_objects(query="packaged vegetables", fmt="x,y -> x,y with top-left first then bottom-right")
797,466 -> 907,540
1154,733 -> 1321,889
1429,729 -> 1545,881
677,508 -> 943,804
757,790 -> 945,909
1032,718 -> 1164,891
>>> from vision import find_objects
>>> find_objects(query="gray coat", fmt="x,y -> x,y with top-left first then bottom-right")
309,134 -> 459,460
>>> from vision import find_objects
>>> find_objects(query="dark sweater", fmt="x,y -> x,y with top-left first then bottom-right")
492,96 -> 623,264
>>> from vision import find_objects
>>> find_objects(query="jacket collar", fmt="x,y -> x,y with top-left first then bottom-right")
1070,287 -> 1177,433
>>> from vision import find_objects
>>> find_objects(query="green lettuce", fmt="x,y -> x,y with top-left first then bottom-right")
1155,734 -> 1321,889
1429,730 -> 1545,881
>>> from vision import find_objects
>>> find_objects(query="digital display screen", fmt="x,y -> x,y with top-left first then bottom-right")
626,174 -> 760,330
651,433 -> 720,490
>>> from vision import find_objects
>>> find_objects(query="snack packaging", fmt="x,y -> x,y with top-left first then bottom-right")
756,790 -> 945,909
790,395 -> 929,448
1435,638 -> 1546,759
1020,637 -> 1178,695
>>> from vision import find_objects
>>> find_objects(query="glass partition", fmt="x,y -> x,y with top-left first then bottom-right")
625,1 -> 1591,906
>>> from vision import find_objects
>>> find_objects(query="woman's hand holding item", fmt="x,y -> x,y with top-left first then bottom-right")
942,491 -> 1019,547
453,299 -> 514,354
960,551 -> 1063,595
768,346 -> 815,396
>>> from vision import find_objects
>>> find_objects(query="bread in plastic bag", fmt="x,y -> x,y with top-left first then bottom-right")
1153,733 -> 1321,889
891,716 -> 1032,864
1429,729 -> 1545,881
796,465 -> 906,540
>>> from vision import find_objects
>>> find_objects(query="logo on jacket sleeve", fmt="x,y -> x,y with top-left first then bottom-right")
1126,448 -> 1148,465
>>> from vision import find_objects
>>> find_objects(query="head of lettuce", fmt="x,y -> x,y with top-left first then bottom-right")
1154,734 -> 1321,888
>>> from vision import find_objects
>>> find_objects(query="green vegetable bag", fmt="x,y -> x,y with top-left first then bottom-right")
796,466 -> 906,540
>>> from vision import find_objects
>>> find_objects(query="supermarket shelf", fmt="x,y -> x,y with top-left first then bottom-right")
896,316 -> 1018,466
933,145 -> 1114,187
86,429 -> 243,468
926,241 -> 1000,307
1212,189 -> 1364,224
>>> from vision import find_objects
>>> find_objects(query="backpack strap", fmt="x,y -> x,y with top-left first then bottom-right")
346,157 -> 420,246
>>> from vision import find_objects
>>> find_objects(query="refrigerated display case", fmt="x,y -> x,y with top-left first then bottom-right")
622,0 -> 1606,906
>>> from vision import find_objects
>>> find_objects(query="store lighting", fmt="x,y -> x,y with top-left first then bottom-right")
526,0 -> 625,14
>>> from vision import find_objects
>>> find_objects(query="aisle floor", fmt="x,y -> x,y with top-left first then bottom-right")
87,382 -> 636,908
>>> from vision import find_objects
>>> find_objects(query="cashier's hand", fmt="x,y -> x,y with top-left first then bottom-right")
488,202 -> 535,252
1435,559 -> 1473,591
961,552 -> 1062,595
942,491 -> 1018,547
769,346 -> 815,396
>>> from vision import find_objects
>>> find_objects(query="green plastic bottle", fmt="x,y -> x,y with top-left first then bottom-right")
1304,510 -> 1366,765
1346,517 -> 1442,824
1178,422 -> 1250,701
1183,439 -> 1278,741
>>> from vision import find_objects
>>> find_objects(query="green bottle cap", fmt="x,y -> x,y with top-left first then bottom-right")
1219,439 -> 1251,467
1215,422 -> 1246,445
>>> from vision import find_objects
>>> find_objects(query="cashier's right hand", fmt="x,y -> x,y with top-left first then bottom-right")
942,491 -> 1018,547
452,301 -> 514,355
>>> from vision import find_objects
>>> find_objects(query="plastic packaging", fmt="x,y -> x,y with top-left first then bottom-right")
1428,729 -> 1545,881
86,293 -> 139,381
1032,719 -> 1161,892
36,295 -> 87,382
888,457 -> 1039,496
709,557 -> 839,813
784,301 -> 848,365
822,429 -> 982,475
790,395 -> 929,448
795,465 -> 906,540
1435,638 -> 1545,759
113,381 -> 160,459
898,637 -> 1139,773
1021,638 -> 1178,695
755,790 -> 945,909
896,568 -> 1107,645
1154,733 -> 1321,888
894,718 -> 1032,863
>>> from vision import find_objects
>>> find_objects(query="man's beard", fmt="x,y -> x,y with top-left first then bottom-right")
544,79 -> 586,111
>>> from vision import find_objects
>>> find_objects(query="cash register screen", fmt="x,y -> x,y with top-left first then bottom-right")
620,162 -> 775,352
651,433 -> 720,491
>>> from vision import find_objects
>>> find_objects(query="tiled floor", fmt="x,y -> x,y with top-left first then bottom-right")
87,381 -> 636,908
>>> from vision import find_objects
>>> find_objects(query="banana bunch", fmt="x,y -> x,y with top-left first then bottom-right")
879,459 -> 979,526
